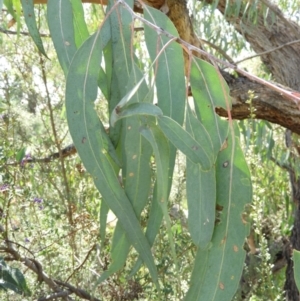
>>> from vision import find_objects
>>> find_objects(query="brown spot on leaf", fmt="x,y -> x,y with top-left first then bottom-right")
220,236 -> 227,245
82,137 -> 87,143
129,172 -> 134,177
220,138 -> 228,151
216,204 -> 223,211
219,282 -> 225,290
233,245 -> 238,252
115,106 -> 121,114
223,161 -> 229,167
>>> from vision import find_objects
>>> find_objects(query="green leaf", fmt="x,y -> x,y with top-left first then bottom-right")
15,147 -> 26,163
158,116 -> 213,170
190,58 -> 229,156
144,5 -> 185,123
21,0 -> 48,57
185,106 -> 216,247
0,258 -> 31,296
107,0 -> 133,145
12,0 -> 21,32
184,126 -> 251,301
111,103 -> 163,126
65,27 -> 159,288
3,0 -> 17,20
293,250 -> 300,292
70,0 -> 89,48
140,6 -> 186,273
186,105 -> 215,158
95,226 -> 130,285
140,124 -> 178,269
47,0 -> 78,75
98,64 -> 154,284
186,161 -> 216,247
108,0 -> 133,99
102,40 -> 113,99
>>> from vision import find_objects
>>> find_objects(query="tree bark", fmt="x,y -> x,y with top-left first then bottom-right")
218,72 -> 300,135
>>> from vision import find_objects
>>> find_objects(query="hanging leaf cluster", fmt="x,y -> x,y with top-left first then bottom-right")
15,0 -> 253,300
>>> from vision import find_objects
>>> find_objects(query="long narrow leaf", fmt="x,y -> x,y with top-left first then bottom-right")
144,5 -> 185,121
112,103 -> 163,126
186,107 -> 216,247
190,58 -> 229,156
140,124 -> 178,269
107,0 -> 133,145
65,27 -> 159,287
185,126 -> 251,301
21,0 -> 47,57
70,0 -> 89,48
158,116 -> 213,170
142,5 -> 186,266
47,0 -> 77,75
293,250 -> 300,291
100,64 -> 154,283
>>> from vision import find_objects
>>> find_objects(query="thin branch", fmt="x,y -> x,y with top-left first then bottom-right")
5,144 -> 77,166
38,54 -> 74,227
65,244 -> 97,283
0,244 -> 102,301
235,39 -> 300,65
38,291 -> 72,301
269,156 -> 292,172
55,280 -> 102,301
0,27 -> 50,37
200,38 -> 235,63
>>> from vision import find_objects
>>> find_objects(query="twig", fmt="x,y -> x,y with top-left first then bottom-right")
55,280 -> 102,301
38,54 -> 74,228
269,156 -> 292,172
38,291 -> 72,301
200,38 -> 235,63
0,243 -> 102,301
65,244 -> 97,283
235,39 -> 300,65
5,144 -> 77,166
0,27 -> 50,37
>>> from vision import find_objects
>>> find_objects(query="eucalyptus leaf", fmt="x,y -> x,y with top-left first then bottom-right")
47,0 -> 77,75
190,58 -> 229,155
66,26 -> 159,288
21,0 -> 48,57
111,103 -> 163,126
293,250 -> 300,292
185,126 -> 251,301
158,116 -> 213,170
